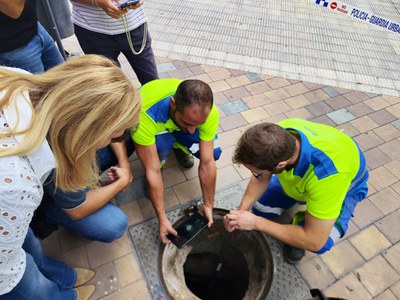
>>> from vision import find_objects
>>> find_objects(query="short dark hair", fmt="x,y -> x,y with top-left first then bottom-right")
233,123 -> 296,170
174,80 -> 213,113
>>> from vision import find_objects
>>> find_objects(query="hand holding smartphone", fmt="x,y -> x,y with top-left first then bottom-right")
118,0 -> 140,10
167,212 -> 208,249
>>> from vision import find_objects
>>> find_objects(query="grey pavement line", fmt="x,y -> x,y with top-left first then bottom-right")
146,0 -> 400,96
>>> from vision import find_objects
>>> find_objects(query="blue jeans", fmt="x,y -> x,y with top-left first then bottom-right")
2,229 -> 76,300
0,22 -> 64,74
44,137 -> 134,243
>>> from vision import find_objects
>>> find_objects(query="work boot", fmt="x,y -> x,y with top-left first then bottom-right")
173,148 -> 194,168
283,244 -> 305,264
75,285 -> 95,300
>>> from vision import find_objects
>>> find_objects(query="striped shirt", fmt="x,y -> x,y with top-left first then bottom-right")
71,1 -> 147,35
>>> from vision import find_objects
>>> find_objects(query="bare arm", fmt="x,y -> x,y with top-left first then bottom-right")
198,139 -> 217,226
134,142 -> 176,243
64,140 -> 132,220
238,172 -> 272,211
227,210 -> 336,251
64,168 -> 130,220
0,0 -> 25,19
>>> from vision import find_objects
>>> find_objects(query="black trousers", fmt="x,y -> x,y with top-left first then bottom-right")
74,23 -> 159,85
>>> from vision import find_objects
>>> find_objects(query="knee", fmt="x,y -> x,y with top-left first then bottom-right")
312,237 -> 335,254
98,214 -> 128,243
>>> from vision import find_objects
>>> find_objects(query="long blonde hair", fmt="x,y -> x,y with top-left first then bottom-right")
0,55 -> 141,191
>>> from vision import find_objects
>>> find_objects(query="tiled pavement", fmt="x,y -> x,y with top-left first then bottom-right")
41,19 -> 400,300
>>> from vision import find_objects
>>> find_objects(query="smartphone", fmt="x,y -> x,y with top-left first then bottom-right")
167,212 -> 208,249
118,0 -> 140,9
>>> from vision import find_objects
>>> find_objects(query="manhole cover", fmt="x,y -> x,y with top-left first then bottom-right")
129,184 -> 309,299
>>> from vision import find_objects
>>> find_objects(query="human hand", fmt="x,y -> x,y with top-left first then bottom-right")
199,204 -> 213,228
95,0 -> 127,19
225,210 -> 258,231
107,166 -> 132,190
159,217 -> 177,244
119,0 -> 144,10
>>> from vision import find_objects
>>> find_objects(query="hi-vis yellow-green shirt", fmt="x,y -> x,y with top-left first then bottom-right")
277,118 -> 361,220
132,78 -> 219,146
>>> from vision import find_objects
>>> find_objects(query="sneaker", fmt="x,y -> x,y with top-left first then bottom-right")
283,244 -> 305,264
173,148 -> 194,168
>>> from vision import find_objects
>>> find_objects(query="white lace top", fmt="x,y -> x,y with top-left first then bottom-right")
0,79 -> 55,295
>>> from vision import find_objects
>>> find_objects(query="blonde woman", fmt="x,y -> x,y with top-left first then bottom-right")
0,55 -> 141,299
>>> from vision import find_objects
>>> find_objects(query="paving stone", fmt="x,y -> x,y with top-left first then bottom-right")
157,62 -> 177,73
309,115 -> 336,126
336,123 -> 360,137
263,87 -> 291,102
162,165 -> 187,188
323,272 -> 372,300
354,131 -> 384,151
374,289 -> 397,300
114,253 -> 143,287
325,95 -> 352,110
296,256 -> 336,289
327,108 -> 356,125
320,240 -> 364,278
101,280 -> 151,300
303,89 -> 331,103
391,280 -> 400,298
349,225 -> 391,260
244,81 -> 271,95
352,199 -> 384,229
246,73 -> 263,83
368,109 -> 397,125
283,82 -> 310,97
346,103 -> 374,118
242,94 -> 271,108
90,261 -> 120,299
303,82 -> 324,91
188,64 -> 206,76
223,86 -> 251,100
392,119 -> 400,130
208,69 -> 233,81
120,200 -> 145,227
364,148 -> 391,170
354,255 -> 400,297
376,210 -> 400,244
217,128 -> 242,148
384,159 -> 400,180
263,100 -> 292,116
265,77 -> 291,89
189,73 -> 213,83
378,139 -> 400,160
364,96 -> 391,111
322,86 -> 340,98
343,91 -> 370,104
284,107 -> 313,120
216,145 -> 235,169
390,104 -> 400,118
225,75 -> 252,88
219,99 -> 249,115
381,95 -> 400,104
284,94 -> 311,110
349,116 -> 379,133
86,233 -> 133,268
241,107 -> 270,123
383,243 -> 400,273
368,166 -> 398,191
209,79 -> 232,93
219,113 -> 248,131
214,91 -> 229,105
305,102 -> 333,117
373,124 -> 400,142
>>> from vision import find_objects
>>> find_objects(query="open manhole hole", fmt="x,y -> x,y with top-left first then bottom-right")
159,208 -> 273,300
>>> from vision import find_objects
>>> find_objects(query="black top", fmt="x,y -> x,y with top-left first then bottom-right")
0,0 -> 37,53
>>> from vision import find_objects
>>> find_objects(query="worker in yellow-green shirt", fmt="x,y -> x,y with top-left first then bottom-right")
132,78 -> 221,244
224,118 -> 368,264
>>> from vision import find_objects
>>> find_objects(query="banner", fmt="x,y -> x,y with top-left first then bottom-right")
314,0 -> 400,35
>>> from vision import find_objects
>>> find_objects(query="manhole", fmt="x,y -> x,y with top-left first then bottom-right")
159,208 -> 272,300
129,184 -> 309,299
